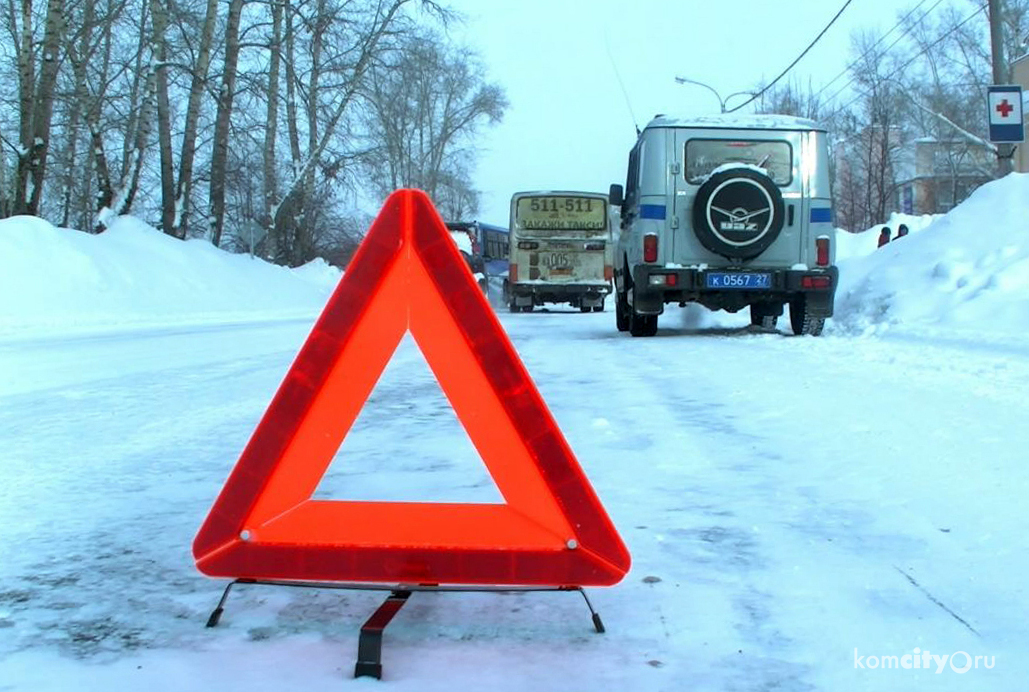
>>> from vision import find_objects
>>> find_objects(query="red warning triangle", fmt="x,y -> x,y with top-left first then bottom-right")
193,190 -> 630,586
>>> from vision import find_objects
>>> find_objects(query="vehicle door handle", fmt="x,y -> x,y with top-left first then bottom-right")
788,204 -> 795,226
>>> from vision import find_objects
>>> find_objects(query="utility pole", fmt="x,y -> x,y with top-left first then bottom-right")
988,0 -> 1014,175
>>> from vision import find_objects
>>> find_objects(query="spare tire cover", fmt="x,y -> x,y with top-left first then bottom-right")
691,166 -> 785,260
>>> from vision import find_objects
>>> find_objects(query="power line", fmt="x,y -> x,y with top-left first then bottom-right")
816,0 -> 947,105
831,3 -> 988,116
726,0 -> 854,113
820,0 -> 951,109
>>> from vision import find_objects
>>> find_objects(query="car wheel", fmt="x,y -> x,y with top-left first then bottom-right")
508,302 -> 519,313
750,305 -> 778,330
789,295 -> 825,336
692,166 -> 785,261
615,291 -> 629,331
521,305 -> 534,313
629,308 -> 658,337
580,304 -> 591,313
592,302 -> 605,313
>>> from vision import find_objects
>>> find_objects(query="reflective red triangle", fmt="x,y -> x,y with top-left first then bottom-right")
193,190 -> 630,586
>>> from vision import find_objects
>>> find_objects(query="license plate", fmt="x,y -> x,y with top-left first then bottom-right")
542,252 -> 577,269
706,272 -> 771,289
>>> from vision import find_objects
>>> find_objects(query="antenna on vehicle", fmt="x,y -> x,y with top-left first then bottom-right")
604,31 -> 640,136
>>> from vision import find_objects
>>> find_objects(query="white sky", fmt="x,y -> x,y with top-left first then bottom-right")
442,0 -> 906,226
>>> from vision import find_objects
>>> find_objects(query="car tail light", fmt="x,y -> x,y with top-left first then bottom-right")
648,274 -> 678,286
816,235 -> 830,267
801,275 -> 831,289
643,234 -> 658,263
604,265 -> 613,281
509,264 -> 518,283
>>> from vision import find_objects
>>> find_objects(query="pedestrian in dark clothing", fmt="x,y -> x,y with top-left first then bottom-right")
878,226 -> 891,248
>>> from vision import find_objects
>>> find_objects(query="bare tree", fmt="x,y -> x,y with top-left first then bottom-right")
207,0 -> 244,247
171,0 -> 219,238
12,0 -> 66,216
260,0 -> 282,250
151,0 -> 176,233
361,30 -> 506,218
259,0 -> 448,265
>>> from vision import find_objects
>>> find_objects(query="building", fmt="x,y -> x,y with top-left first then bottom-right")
894,138 -> 993,215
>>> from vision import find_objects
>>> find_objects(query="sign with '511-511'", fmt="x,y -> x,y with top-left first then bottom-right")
987,85 -> 1024,143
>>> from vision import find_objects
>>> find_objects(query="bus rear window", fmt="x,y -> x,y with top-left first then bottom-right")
514,196 -> 607,231
685,140 -> 792,185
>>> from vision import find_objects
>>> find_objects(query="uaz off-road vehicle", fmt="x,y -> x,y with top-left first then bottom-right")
609,114 -> 837,337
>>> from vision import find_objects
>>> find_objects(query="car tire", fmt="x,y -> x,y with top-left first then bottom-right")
692,166 -> 785,260
789,295 -> 825,336
750,305 -> 778,330
615,291 -> 630,331
580,304 -> 591,313
592,303 -> 604,313
508,302 -> 519,313
629,309 -> 658,337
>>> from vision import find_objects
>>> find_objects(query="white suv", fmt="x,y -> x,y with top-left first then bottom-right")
609,114 -> 837,337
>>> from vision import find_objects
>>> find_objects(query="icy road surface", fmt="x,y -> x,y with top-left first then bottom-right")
1,308 -> 1025,691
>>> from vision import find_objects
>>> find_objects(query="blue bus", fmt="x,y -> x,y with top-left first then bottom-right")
446,220 -> 509,304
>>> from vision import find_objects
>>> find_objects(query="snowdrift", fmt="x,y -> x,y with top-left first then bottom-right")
831,173 -> 1029,338
0,215 -> 340,338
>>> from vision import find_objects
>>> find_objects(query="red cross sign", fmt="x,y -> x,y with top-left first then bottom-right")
988,85 -> 1024,143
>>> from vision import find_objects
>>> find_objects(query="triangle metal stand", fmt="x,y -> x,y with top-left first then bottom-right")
205,579 -> 606,680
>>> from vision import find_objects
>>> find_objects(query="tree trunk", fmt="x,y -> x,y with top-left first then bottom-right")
13,0 -> 35,215
99,63 -> 157,228
173,0 -> 219,239
294,0 -> 326,266
262,0 -> 282,256
208,0 -> 244,247
279,0 -> 301,262
150,0 -> 176,235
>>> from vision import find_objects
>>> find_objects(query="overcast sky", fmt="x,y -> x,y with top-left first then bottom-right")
441,0 -> 907,226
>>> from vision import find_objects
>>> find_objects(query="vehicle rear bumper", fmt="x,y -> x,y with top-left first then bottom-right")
630,266 -> 838,315
510,282 -> 612,305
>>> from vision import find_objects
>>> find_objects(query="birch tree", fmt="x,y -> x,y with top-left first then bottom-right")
12,0 -> 65,216
151,0 -> 176,233
207,0 -> 243,247
171,0 -> 219,238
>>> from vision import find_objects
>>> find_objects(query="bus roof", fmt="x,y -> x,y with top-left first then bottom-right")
511,190 -> 607,199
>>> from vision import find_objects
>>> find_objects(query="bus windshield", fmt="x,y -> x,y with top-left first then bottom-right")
513,195 -> 607,233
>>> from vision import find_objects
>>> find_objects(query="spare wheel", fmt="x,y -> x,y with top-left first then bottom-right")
691,166 -> 785,260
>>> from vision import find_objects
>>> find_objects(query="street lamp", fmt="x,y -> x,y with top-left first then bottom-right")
674,76 -> 754,113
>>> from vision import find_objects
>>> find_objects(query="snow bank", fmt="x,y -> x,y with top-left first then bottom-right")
834,212 -> 939,262
0,215 -> 341,338
831,173 -> 1029,338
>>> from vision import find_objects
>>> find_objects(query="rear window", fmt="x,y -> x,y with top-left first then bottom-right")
685,139 -> 792,186
513,195 -> 607,232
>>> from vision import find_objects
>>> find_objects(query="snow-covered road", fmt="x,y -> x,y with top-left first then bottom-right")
1,307 -> 1024,691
